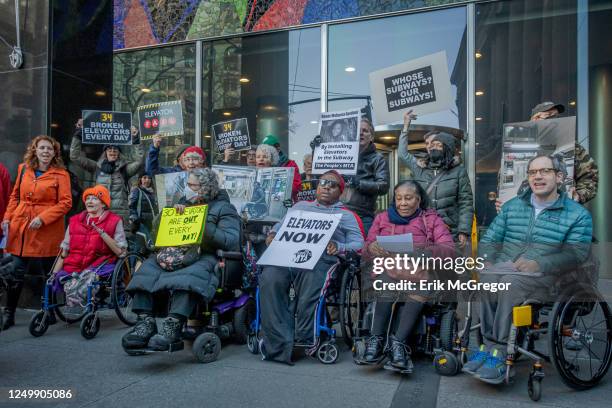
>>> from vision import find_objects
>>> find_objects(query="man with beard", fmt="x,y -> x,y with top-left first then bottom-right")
398,110 -> 473,247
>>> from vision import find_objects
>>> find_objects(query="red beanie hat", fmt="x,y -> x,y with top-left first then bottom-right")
181,146 -> 206,162
322,170 -> 345,193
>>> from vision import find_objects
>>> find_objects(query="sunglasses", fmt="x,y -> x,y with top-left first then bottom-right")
319,179 -> 340,189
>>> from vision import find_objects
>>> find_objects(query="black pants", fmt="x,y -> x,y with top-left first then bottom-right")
5,256 -> 55,312
259,257 -> 336,363
131,290 -> 198,321
371,300 -> 423,342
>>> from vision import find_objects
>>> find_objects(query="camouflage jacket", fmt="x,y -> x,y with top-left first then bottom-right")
574,143 -> 598,204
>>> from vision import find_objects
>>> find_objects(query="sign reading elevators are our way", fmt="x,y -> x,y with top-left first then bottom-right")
137,100 -> 184,140
81,110 -> 133,145
369,51 -> 453,124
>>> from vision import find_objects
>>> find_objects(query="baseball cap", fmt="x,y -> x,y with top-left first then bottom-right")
531,101 -> 565,117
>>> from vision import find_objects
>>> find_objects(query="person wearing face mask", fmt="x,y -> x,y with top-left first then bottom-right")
341,118 -> 390,235
51,186 -> 127,300
399,110 -> 473,247
360,180 -> 454,373
71,119 -> 144,222
122,168 -> 240,352
1,136 -> 73,330
146,135 -> 207,175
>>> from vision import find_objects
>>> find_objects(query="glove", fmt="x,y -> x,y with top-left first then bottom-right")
309,135 -> 322,150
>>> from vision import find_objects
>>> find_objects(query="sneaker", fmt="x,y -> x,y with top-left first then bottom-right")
148,317 -> 183,351
363,335 -> 384,363
476,348 -> 509,384
384,335 -> 413,373
122,316 -> 157,350
462,344 -> 489,375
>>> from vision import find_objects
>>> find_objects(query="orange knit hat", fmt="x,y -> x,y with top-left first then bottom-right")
82,185 -> 111,208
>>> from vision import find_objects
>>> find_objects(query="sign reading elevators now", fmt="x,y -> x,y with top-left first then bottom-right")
369,51 -> 453,124
81,110 -> 133,145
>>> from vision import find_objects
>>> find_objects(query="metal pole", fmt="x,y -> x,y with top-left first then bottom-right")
320,24 -> 328,113
195,41 -> 202,148
466,3 -> 476,194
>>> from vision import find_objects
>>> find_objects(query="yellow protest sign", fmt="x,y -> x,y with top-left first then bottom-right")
155,205 -> 208,247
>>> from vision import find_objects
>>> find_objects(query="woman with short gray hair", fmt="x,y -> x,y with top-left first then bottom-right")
255,144 -> 279,167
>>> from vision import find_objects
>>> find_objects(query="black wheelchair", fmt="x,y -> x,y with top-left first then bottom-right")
433,265 -> 612,401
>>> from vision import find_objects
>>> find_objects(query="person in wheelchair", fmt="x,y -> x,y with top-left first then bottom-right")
52,185 -> 127,305
259,170 -> 364,365
121,168 -> 240,352
361,180 -> 454,373
465,154 -> 593,384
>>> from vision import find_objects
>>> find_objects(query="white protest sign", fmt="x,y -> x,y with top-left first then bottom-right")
369,51 -> 453,125
312,108 -> 361,175
257,210 -> 342,270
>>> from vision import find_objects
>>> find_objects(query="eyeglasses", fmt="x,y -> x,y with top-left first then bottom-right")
527,168 -> 556,177
187,182 -> 201,189
319,179 -> 340,189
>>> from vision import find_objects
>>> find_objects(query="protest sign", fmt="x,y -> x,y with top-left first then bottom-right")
212,165 -> 293,222
155,205 -> 208,247
137,100 -> 184,140
155,171 -> 189,209
257,210 -> 342,270
212,118 -> 250,153
297,179 -> 318,202
369,51 -> 453,124
81,110 -> 132,145
498,116 -> 576,204
312,108 -> 361,175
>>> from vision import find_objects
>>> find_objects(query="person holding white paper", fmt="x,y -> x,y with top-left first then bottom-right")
361,180 -> 453,373
258,170 -> 364,365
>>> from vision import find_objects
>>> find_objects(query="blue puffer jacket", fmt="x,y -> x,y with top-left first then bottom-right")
479,189 -> 592,276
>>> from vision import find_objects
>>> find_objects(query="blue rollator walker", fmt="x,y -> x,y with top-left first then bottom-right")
28,251 -> 145,339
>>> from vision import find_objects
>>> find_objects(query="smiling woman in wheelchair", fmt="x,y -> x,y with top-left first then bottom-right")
121,168 -> 240,353
52,185 -> 127,305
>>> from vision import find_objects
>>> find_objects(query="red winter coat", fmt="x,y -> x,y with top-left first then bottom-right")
282,159 -> 302,202
62,210 -> 122,273
364,208 -> 454,260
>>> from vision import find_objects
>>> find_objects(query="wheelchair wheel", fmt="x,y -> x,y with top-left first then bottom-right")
549,289 -> 612,390
339,268 -> 362,348
317,341 -> 339,364
193,332 -> 221,363
29,311 -> 50,337
439,310 -> 458,351
247,333 -> 259,354
233,298 -> 256,344
111,253 -> 143,326
528,374 -> 542,402
80,313 -> 100,340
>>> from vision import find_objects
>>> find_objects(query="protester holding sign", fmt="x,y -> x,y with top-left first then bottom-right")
398,111 -> 473,246
71,120 -> 144,222
146,135 -> 207,175
122,168 -> 240,352
128,173 -> 158,245
261,135 -> 302,202
342,118 -> 390,235
258,170 -> 364,365
360,180 -> 453,373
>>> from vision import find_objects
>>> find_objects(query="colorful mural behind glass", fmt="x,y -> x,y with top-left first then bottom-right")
114,0 -> 465,50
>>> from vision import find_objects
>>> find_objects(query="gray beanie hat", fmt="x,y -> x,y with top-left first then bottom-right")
432,132 -> 456,151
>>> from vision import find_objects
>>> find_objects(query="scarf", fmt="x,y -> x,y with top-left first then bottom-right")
278,151 -> 289,166
387,206 -> 421,225
100,159 -> 117,175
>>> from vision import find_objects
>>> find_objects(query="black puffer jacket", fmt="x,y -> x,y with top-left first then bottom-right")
341,143 -> 390,219
398,131 -> 473,238
126,191 -> 241,301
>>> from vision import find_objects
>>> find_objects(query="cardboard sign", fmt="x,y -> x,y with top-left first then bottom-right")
81,110 -> 132,145
312,108 -> 361,175
155,205 -> 208,247
212,118 -> 251,153
137,100 -> 184,140
369,51 -> 453,124
257,210 -> 342,270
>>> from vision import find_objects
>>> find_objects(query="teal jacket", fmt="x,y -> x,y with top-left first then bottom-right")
479,190 -> 592,276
